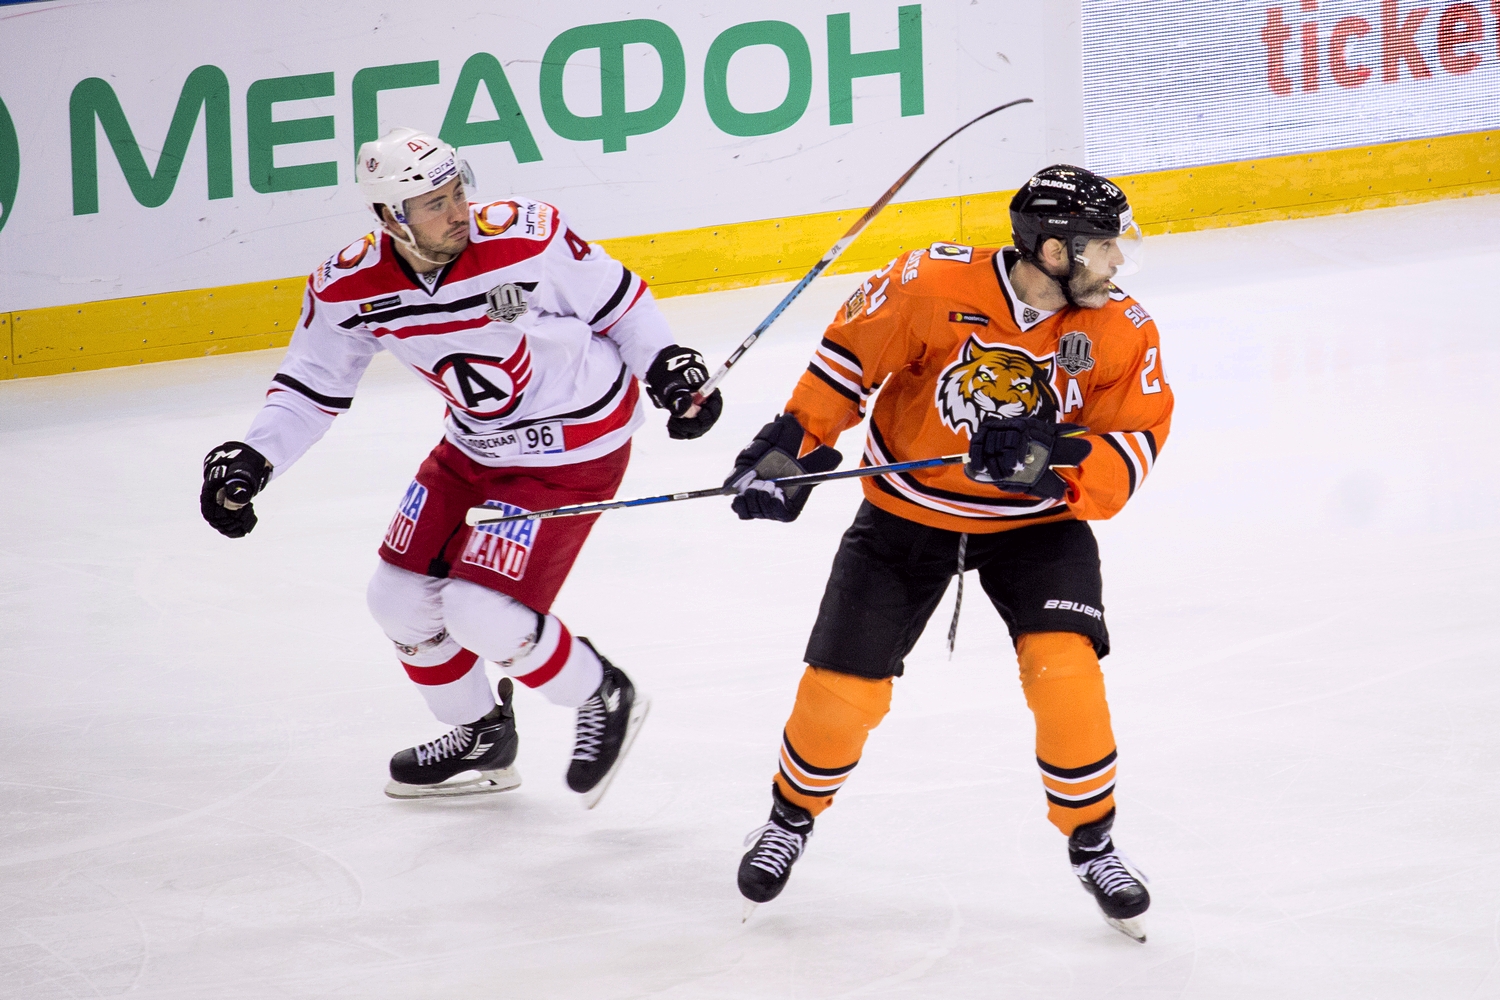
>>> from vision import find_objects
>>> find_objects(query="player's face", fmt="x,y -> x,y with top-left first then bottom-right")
1068,236 -> 1124,308
402,177 -> 470,258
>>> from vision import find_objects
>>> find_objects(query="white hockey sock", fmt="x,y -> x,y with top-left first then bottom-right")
441,578 -> 604,709
396,633 -> 495,726
505,615 -> 604,709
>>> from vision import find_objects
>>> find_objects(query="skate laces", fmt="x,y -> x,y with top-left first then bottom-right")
572,695 -> 608,762
743,823 -> 805,877
1076,850 -> 1147,896
414,725 -> 473,767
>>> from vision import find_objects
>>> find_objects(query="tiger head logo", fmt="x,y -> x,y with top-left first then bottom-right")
936,337 -> 1058,436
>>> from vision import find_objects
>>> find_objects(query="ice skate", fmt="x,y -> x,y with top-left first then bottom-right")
738,785 -> 814,918
385,678 -> 521,799
1069,809 -> 1150,942
566,639 -> 649,809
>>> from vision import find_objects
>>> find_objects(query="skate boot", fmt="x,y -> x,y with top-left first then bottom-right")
1069,809 -> 1150,942
737,785 -> 814,919
565,639 -> 649,809
385,678 -> 521,799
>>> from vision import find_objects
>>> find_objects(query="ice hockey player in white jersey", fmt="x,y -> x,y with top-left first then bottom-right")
199,128 -> 722,806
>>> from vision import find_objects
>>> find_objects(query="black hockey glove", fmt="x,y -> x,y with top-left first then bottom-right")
200,441 -> 272,538
964,417 -> 1091,500
644,345 -> 723,440
724,413 -> 842,522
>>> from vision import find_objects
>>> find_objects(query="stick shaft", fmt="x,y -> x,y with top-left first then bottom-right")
691,98 -> 1033,404
465,454 -> 967,525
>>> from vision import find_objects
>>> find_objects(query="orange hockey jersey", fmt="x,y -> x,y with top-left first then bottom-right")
786,243 -> 1173,534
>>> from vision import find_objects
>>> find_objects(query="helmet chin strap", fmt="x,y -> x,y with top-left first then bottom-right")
1033,249 -> 1083,308
379,211 -> 459,270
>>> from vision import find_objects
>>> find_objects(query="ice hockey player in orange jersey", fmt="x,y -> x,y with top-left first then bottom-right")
726,165 -> 1172,942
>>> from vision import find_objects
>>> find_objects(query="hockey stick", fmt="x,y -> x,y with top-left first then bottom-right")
683,97 -> 1034,418
464,453 -> 967,526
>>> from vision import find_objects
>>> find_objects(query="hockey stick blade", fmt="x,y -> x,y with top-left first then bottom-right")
685,97 -> 1033,416
464,453 -> 967,526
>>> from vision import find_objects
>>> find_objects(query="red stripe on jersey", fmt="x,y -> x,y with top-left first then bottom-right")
514,624 -> 572,688
595,282 -> 648,336
370,315 -> 493,340
562,379 -> 640,450
402,648 -> 480,686
313,234 -> 411,302
447,230 -> 554,280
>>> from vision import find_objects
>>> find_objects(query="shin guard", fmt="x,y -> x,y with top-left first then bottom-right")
1017,631 -> 1117,835
772,667 -> 892,816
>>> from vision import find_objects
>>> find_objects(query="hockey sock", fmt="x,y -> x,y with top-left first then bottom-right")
1017,631 -> 1118,836
442,579 -> 604,709
773,666 -> 892,816
366,563 -> 497,725
397,637 -> 495,726
505,616 -> 604,709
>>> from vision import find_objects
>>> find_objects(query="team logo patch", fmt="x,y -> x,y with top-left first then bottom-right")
335,233 -> 376,269
1056,331 -> 1096,375
948,311 -> 990,326
843,284 -> 867,323
417,341 -> 534,420
475,200 -> 519,237
462,502 -> 536,581
936,336 -> 1058,436
928,241 -> 973,263
383,481 -> 428,554
486,283 -> 529,323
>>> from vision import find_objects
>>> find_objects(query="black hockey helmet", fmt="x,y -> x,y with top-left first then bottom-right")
1009,165 -> 1137,266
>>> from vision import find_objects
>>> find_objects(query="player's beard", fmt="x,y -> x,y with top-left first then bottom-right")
415,222 -> 469,263
1067,264 -> 1113,308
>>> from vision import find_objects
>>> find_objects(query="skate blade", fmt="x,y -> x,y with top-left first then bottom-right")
1104,914 -> 1147,943
579,694 -> 651,810
384,766 -> 522,800
742,900 -> 758,923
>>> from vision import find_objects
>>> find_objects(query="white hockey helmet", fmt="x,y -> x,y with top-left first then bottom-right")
356,127 -> 473,224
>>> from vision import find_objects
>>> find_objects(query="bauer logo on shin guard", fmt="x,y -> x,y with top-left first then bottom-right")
383,481 -> 429,554
462,502 -> 536,581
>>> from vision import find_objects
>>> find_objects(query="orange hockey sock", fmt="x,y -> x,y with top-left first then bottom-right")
1017,632 -> 1118,836
772,666 -> 893,816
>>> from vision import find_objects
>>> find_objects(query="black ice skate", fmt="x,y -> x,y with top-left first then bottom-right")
385,678 -> 521,799
565,639 -> 649,809
737,785 -> 814,920
1069,809 -> 1150,942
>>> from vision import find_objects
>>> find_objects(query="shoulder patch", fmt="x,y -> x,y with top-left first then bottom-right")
474,200 -> 518,237
843,284 -> 867,322
928,241 -> 974,264
472,198 -> 555,243
312,232 -> 382,293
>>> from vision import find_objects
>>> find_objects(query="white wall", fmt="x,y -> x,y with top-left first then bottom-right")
0,0 -> 1078,311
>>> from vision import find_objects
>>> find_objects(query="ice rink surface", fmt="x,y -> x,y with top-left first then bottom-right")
3,196 -> 1499,999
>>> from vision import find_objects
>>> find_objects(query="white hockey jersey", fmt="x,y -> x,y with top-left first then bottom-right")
244,197 -> 675,477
